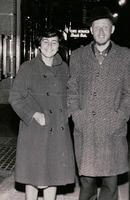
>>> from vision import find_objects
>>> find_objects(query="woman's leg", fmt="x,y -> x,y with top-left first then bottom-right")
25,184 -> 38,200
43,186 -> 57,200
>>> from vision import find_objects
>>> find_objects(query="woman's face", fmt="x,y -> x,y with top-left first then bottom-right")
40,36 -> 59,58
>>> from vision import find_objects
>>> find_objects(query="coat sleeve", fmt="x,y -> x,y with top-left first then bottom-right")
67,49 -> 81,116
119,63 -> 130,121
9,63 -> 41,125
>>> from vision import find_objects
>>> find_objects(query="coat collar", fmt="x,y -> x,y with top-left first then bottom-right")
37,52 -> 62,67
78,41 -> 118,68
82,41 -> 117,59
91,41 -> 112,56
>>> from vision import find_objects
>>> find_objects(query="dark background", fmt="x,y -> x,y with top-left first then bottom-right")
21,0 -> 130,48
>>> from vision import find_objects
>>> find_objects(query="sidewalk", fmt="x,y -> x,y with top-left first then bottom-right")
0,174 -> 129,200
0,175 -> 79,200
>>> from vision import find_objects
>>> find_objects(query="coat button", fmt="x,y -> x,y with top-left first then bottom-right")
49,128 -> 53,134
92,111 -> 96,116
43,74 -> 47,78
96,72 -> 100,77
61,126 -> 64,131
93,92 -> 97,96
49,109 -> 53,113
46,92 -> 50,96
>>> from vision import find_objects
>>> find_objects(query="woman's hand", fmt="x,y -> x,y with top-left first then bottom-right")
33,112 -> 46,126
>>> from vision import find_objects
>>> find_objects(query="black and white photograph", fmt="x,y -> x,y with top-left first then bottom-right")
0,0 -> 129,200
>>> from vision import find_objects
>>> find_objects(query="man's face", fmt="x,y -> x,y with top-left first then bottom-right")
90,18 -> 115,46
40,36 -> 59,58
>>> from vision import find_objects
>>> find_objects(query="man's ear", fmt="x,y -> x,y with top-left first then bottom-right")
38,46 -> 41,52
111,25 -> 115,34
90,26 -> 93,35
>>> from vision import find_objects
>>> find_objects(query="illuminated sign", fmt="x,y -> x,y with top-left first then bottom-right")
70,29 -> 90,38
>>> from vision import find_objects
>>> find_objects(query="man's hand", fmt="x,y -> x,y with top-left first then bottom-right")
33,112 -> 46,126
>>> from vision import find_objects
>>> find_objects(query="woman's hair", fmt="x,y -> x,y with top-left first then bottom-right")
34,26 -> 69,63
35,26 -> 62,48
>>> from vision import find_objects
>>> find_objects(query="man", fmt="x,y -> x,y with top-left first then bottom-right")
67,6 -> 130,200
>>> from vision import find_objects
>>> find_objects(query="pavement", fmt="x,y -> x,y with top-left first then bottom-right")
0,173 -> 129,200
0,174 -> 79,200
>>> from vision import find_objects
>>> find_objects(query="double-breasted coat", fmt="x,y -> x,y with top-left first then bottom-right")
67,42 -> 130,177
9,53 -> 75,186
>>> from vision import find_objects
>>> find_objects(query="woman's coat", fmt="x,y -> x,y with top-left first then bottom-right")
67,42 -> 130,177
9,53 -> 75,186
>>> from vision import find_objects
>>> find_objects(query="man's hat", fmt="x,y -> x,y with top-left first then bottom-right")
88,6 -> 116,25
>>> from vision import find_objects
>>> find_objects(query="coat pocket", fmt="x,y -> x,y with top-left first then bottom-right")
105,109 -> 127,136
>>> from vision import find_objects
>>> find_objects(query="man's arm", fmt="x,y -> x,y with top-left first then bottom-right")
119,64 -> 130,121
67,50 -> 81,116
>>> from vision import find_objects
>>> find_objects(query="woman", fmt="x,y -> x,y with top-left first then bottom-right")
9,27 -> 75,200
